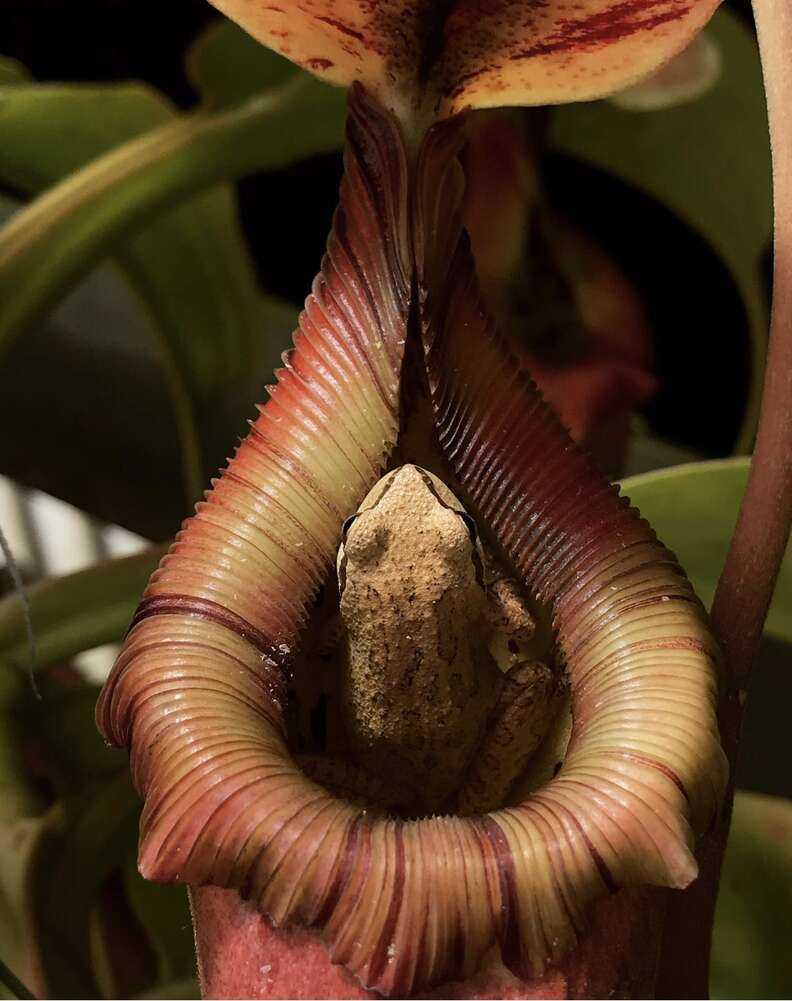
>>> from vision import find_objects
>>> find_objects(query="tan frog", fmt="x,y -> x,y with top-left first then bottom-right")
331,464 -> 563,815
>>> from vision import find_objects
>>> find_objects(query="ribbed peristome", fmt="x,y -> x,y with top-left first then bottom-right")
97,86 -> 727,997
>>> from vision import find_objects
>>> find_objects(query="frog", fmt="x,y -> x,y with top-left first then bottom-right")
308,463 -> 564,816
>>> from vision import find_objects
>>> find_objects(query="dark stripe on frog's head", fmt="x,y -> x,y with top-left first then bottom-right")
337,466 -> 403,595
414,468 -> 486,588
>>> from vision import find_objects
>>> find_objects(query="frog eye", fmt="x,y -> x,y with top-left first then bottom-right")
457,511 -> 478,544
340,513 -> 359,541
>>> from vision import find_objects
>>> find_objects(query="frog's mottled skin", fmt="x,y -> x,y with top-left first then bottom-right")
336,464 -> 560,813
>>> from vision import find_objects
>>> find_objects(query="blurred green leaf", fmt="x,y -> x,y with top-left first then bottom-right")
0,58 -> 29,87
0,70 -> 343,516
737,634 -> 792,799
135,977 -> 201,999
0,81 -> 269,504
5,674 -> 191,1000
24,682 -> 121,794
0,650 -> 40,823
0,956 -> 34,1001
28,776 -> 140,998
0,211 -> 188,537
123,856 -> 194,986
0,217 -> 296,536
187,18 -> 298,108
0,84 -> 173,176
0,75 -> 344,375
711,791 -> 792,999
625,418 -> 706,476
0,818 -> 45,1000
0,732 -> 34,824
0,695 -> 39,824
0,83 -> 207,502
0,546 -> 165,674
552,9 -> 771,450
620,458 -> 791,642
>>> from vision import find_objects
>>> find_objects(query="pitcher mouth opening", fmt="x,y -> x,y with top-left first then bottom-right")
283,498 -> 571,825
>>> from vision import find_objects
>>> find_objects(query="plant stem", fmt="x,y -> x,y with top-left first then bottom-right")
656,1 -> 792,994
710,0 -> 792,687
0,957 -> 35,1001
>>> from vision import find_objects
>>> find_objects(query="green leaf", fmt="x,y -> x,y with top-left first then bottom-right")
0,546 -> 165,674
0,83 -> 240,503
27,776 -> 141,998
0,209 -> 296,536
0,201 -> 190,537
4,677 -> 190,998
0,665 -> 40,823
0,818 -> 45,1000
0,74 -> 344,511
0,84 -> 172,182
737,634 -> 792,799
23,682 -> 121,794
0,717 -> 38,828
135,977 -> 201,1000
0,58 -> 29,87
187,18 -> 298,108
711,791 -> 792,999
624,418 -> 706,477
620,458 -> 791,642
123,856 -> 194,986
551,9 -> 772,451
25,771 -> 195,999
0,77 -> 344,372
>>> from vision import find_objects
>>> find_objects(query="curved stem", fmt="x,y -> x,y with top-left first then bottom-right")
657,2 -> 792,994
710,0 -> 792,691
0,956 -> 34,1001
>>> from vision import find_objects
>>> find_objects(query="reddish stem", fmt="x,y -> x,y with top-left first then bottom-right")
656,1 -> 792,994
711,0 -> 792,692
